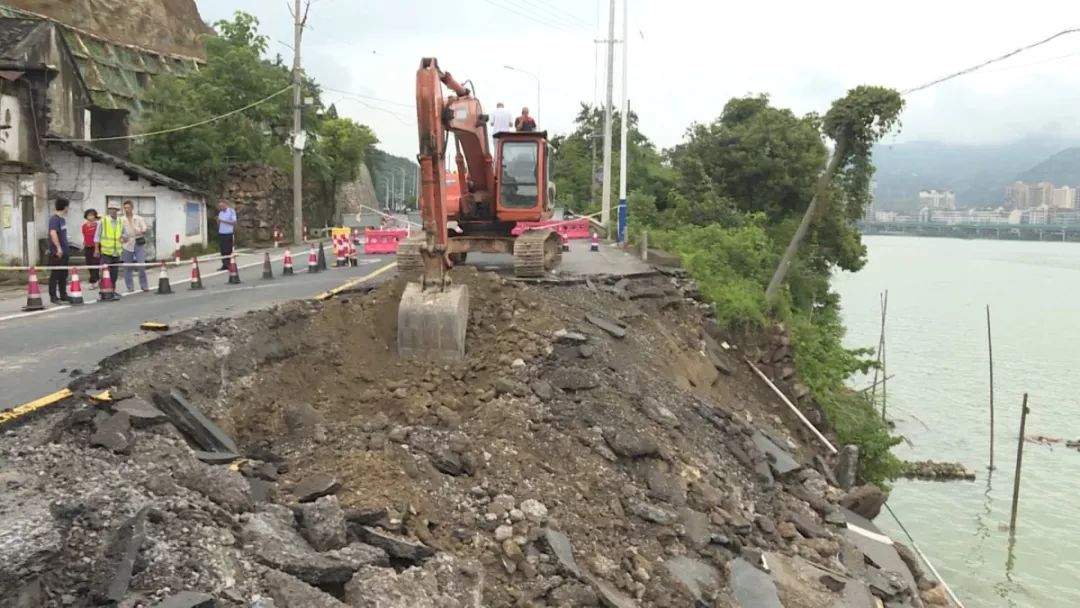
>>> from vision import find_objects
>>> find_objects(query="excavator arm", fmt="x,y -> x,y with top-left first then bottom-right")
414,57 -> 495,287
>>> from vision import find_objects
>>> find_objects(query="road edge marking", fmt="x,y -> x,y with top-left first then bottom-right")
1,388 -> 111,427
315,262 -> 396,301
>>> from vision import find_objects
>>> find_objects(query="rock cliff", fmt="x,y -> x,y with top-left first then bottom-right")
3,0 -> 212,58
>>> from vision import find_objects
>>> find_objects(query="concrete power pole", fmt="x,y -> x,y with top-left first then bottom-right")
600,0 -> 616,229
617,0 -> 629,242
290,0 -> 309,245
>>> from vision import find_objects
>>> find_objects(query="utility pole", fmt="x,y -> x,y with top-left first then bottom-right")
600,0 -> 616,229
617,0 -> 629,242
290,0 -> 309,245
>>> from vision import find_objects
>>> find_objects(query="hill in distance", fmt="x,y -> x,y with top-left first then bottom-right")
1016,147 -> 1080,187
871,136 -> 1080,211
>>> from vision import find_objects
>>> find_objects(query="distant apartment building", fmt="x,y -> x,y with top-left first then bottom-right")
1006,181 -> 1028,208
918,189 -> 956,210
1006,181 -> 1057,208
1052,186 -> 1078,209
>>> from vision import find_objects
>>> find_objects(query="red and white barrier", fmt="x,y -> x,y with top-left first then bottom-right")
364,228 -> 408,255
511,217 -> 591,240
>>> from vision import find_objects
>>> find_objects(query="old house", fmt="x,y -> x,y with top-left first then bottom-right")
0,15 -> 206,265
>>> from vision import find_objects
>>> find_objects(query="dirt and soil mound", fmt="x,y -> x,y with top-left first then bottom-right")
0,267 -> 943,607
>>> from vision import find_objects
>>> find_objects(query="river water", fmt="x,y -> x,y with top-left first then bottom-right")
834,235 -> 1080,608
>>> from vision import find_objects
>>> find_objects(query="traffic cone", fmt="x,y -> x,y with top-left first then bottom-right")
227,254 -> 242,284
590,232 -> 599,252
317,242 -> 328,271
67,268 -> 84,305
349,234 -> 359,266
189,257 -> 204,290
262,252 -> 274,280
22,267 -> 45,311
561,233 -> 570,252
307,244 -> 319,273
335,235 -> 346,268
98,265 -> 118,302
157,262 -> 173,295
282,249 -> 294,276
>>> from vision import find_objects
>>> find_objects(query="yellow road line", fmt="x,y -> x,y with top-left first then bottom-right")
1,388 -> 111,427
315,262 -> 397,301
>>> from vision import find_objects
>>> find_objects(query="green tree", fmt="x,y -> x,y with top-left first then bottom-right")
550,104 -> 674,215
132,12 -> 381,229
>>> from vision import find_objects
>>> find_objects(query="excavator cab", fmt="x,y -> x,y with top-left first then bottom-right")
494,132 -> 554,223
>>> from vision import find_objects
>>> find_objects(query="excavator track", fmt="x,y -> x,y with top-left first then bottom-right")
396,235 -> 425,275
513,229 -> 562,278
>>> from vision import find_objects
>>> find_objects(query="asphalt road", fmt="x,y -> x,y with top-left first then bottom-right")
0,256 -> 396,410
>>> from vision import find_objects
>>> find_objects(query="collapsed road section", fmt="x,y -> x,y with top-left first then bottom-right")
1,267 -> 951,607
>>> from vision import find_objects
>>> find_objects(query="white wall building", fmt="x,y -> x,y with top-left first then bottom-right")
918,189 -> 957,210
48,142 -> 206,260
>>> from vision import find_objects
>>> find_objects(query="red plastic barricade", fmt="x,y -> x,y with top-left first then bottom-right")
364,228 -> 409,254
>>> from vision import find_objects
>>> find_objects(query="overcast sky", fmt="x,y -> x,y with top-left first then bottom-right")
196,1 -> 1080,158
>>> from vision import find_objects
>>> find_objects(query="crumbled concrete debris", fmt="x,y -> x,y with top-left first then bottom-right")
100,506 -> 149,603
0,270 -> 924,606
835,444 -> 859,490
840,485 -> 889,520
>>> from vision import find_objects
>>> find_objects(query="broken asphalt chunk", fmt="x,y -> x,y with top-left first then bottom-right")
664,556 -> 720,604
542,528 -> 582,578
547,368 -> 599,391
91,412 -> 133,453
586,313 -> 626,338
111,397 -> 167,427
151,591 -> 216,608
292,474 -> 341,503
729,557 -> 783,608
750,431 -> 801,477
553,328 -> 589,344
100,506 -> 149,603
153,389 -> 239,455
355,526 -> 435,562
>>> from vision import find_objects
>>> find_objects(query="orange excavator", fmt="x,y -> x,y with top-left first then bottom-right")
397,58 -> 562,360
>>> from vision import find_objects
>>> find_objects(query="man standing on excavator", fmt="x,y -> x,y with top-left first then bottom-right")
491,102 -> 512,134
515,107 -> 537,132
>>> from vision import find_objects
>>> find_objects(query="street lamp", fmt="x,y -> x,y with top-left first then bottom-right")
396,167 -> 409,210
503,65 -> 540,120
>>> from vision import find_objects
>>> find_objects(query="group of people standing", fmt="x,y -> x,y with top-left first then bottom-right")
44,198 -> 238,304
47,199 -> 151,303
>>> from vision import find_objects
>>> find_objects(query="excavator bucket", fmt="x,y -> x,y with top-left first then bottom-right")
397,283 -> 469,361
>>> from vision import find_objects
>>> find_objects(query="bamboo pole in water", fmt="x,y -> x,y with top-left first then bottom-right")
987,305 -> 995,471
879,290 -> 889,421
1009,393 -> 1030,535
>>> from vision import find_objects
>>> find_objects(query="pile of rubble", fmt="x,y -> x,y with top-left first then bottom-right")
1,268 -> 952,607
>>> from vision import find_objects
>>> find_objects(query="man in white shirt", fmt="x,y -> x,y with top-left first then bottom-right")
490,102 -> 512,134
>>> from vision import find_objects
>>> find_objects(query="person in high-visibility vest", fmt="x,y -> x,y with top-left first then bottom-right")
96,200 -> 124,291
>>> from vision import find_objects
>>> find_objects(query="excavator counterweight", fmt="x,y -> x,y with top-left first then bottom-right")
398,58 -> 560,360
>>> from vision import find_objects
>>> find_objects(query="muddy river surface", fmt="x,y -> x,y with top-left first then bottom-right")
834,235 -> 1080,607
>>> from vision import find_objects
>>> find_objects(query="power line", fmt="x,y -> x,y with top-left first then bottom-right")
330,94 -> 415,126
321,86 -> 413,109
902,27 -> 1080,95
46,85 -> 295,143
526,0 -> 593,27
480,0 -> 581,33
508,0 -> 591,29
